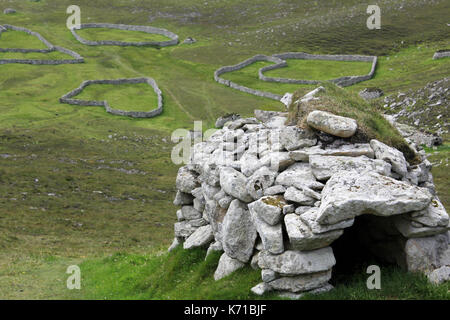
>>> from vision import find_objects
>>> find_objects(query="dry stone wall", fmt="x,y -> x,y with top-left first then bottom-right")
214,52 -> 377,101
0,24 -> 84,65
71,23 -> 179,47
433,50 -> 450,60
59,77 -> 163,118
170,88 -> 449,297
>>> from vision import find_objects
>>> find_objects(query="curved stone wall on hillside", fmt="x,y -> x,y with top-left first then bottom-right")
214,54 -> 285,101
433,50 -> 450,59
0,24 -> 84,65
71,23 -> 179,47
59,77 -> 163,118
214,52 -> 378,100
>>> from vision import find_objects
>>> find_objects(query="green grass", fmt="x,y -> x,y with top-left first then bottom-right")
0,0 -> 448,300
265,59 -> 372,80
61,247 -> 449,300
0,30 -> 48,49
75,83 -> 159,112
0,51 -> 74,60
76,28 -> 173,43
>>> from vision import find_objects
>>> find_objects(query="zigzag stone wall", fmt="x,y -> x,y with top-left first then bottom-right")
71,23 -> 179,47
214,52 -> 377,101
0,24 -> 84,65
59,77 -> 163,118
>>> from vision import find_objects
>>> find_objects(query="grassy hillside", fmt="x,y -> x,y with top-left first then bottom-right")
0,0 -> 449,299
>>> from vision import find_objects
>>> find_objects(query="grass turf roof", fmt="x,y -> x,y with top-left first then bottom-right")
287,82 -> 418,162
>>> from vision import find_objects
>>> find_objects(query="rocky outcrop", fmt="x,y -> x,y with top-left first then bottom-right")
170,97 -> 449,297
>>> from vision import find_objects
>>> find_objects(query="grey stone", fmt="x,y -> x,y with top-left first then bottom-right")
181,205 -> 202,220
260,151 -> 295,172
404,234 -> 449,272
183,225 -> 214,249
220,167 -> 253,202
407,198 -> 449,228
275,162 -> 324,190
249,202 -> 284,254
318,170 -> 432,225
214,253 -> 246,280
264,185 -> 286,196
250,196 -> 286,226
176,166 -> 199,193
262,269 -> 278,282
258,247 -> 336,276
250,282 -> 270,296
289,144 -> 374,162
300,208 -> 354,234
284,214 -> 343,251
246,166 -> 277,200
394,216 -> 447,238
280,126 -> 317,151
427,266 -> 450,285
310,155 -> 391,181
174,220 -> 197,238
216,114 -> 240,128
306,110 -> 357,138
268,269 -> 332,293
277,283 -> 333,299
284,187 -> 316,206
222,199 -> 257,263
370,139 -> 408,176
3,8 -> 16,14
168,237 -> 181,252
295,206 -> 314,215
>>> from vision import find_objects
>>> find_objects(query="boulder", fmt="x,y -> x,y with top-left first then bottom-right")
279,126 -> 317,151
370,139 -> 408,176
427,266 -> 450,285
176,166 -> 199,193
181,205 -> 202,220
267,269 -> 331,293
249,202 -> 284,254
284,214 -> 343,251
284,187 -> 316,206
254,109 -> 287,123
250,282 -> 270,296
183,225 -> 214,249
260,151 -> 294,172
275,162 -> 324,190
222,199 -> 257,263
309,155 -> 391,181
174,221 -> 197,239
258,247 -> 336,276
214,253 -> 246,280
289,144 -> 374,162
261,269 -> 278,282
246,166 -> 277,200
249,196 -> 286,226
407,198 -> 449,228
394,216 -> 448,238
317,170 -> 432,225
219,167 -> 253,202
404,234 -> 449,272
300,208 -> 354,234
264,185 -> 286,196
306,110 -> 357,138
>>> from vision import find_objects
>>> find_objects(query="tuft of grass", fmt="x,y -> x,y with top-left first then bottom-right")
65,247 -> 449,300
288,82 -> 417,162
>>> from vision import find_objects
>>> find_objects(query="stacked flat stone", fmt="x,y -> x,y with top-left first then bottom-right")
170,90 -> 449,297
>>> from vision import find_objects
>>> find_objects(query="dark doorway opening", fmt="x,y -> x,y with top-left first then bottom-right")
330,215 -> 405,285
